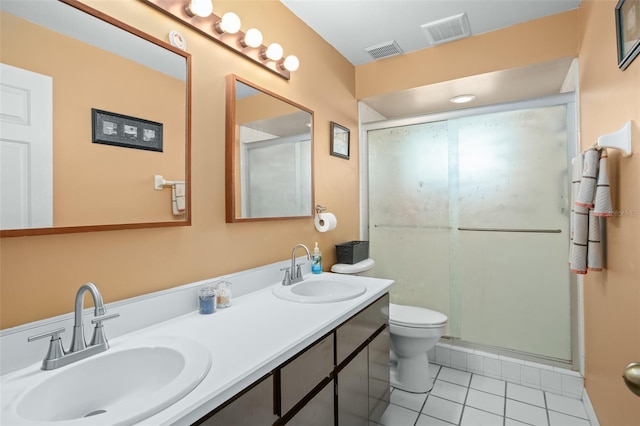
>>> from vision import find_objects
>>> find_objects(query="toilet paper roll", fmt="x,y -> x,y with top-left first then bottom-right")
315,212 -> 337,232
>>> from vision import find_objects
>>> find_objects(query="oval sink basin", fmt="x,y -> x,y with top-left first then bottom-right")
272,276 -> 366,303
2,335 -> 211,425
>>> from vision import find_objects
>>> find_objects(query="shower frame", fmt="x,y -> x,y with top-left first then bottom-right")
359,93 -> 582,371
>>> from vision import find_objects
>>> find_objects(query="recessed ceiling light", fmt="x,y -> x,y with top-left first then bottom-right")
450,94 -> 476,104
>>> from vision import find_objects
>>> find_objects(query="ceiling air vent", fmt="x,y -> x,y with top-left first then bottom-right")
364,40 -> 403,60
420,12 -> 471,45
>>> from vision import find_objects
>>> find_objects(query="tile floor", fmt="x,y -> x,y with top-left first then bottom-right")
374,365 -> 591,426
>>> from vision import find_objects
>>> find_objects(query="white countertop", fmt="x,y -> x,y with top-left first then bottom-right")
1,272 -> 393,425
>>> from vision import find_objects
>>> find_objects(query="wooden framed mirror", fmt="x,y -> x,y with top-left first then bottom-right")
0,0 -> 191,237
225,75 -> 314,222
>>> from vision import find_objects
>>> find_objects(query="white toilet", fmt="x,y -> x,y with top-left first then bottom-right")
331,258 -> 448,393
388,303 -> 447,393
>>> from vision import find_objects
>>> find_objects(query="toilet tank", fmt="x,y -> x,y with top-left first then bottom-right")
331,258 -> 375,276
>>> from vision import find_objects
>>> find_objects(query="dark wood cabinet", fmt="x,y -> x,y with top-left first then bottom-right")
193,293 -> 390,426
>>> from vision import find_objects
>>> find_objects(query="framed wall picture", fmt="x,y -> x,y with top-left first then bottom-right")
91,108 -> 163,152
330,121 -> 350,160
616,0 -> 640,70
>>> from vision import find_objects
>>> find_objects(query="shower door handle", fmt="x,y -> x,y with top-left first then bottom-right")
457,227 -> 562,233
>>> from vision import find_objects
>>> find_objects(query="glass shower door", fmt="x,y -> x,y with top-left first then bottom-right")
454,105 -> 571,360
367,103 -> 572,361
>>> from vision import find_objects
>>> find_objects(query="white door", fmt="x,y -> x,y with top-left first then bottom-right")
0,63 -> 53,229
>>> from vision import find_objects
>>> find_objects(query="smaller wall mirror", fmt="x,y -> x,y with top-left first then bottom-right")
226,75 -> 314,222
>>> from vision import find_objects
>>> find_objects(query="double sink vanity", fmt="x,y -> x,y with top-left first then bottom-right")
0,264 -> 393,425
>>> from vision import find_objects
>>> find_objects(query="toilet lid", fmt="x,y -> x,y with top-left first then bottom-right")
331,258 -> 375,274
389,303 -> 448,327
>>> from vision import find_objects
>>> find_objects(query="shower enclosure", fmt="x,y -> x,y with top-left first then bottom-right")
363,95 -> 577,364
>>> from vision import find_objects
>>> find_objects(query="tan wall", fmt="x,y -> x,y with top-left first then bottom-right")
0,11 -> 185,226
579,1 -> 640,425
0,0 -> 359,328
356,9 -> 580,99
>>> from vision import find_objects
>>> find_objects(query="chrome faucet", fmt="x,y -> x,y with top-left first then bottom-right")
28,282 -> 119,370
282,243 -> 311,285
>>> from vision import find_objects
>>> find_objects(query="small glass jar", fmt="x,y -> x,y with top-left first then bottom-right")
198,285 -> 217,314
216,280 -> 232,308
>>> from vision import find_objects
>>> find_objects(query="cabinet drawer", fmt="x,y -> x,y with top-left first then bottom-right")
280,333 -> 334,416
336,294 -> 389,365
196,373 -> 277,425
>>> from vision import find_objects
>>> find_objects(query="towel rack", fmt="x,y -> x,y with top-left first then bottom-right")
595,120 -> 633,157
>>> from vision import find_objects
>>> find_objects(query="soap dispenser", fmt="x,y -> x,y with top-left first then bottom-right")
311,242 -> 322,274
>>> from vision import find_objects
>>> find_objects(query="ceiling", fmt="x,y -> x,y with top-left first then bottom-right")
280,0 -> 582,119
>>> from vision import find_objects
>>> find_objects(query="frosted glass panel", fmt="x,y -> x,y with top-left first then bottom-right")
457,232 -> 571,360
370,227 -> 450,320
368,121 -> 450,316
457,106 -> 569,229
368,122 -> 449,228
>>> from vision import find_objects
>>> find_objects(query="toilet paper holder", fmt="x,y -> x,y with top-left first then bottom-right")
315,204 -> 328,225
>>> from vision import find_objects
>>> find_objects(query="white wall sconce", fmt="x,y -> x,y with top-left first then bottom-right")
281,55 -> 300,72
241,28 -> 263,48
214,12 -> 241,34
143,0 -> 298,80
262,43 -> 283,61
184,0 -> 213,18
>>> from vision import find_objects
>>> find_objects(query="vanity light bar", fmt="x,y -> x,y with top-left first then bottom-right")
141,0 -> 297,80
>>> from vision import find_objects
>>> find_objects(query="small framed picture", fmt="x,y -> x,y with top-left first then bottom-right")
91,108 -> 163,152
330,121 -> 350,160
616,0 -> 640,70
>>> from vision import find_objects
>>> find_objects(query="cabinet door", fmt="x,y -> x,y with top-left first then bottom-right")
280,333 -> 334,416
369,327 -> 390,422
197,374 -> 277,425
285,380 -> 335,426
337,348 -> 369,426
336,294 -> 389,365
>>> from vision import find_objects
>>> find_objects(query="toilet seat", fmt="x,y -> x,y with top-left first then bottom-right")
389,303 -> 447,328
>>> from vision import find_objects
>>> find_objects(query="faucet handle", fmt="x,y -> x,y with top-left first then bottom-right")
27,327 -> 65,343
90,313 -> 120,325
90,313 -> 119,346
280,267 -> 291,286
295,264 -> 304,279
28,328 -> 66,368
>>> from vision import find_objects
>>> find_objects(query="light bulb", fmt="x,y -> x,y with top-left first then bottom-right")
184,0 -> 213,18
264,43 -> 283,61
215,12 -> 241,34
242,28 -> 263,48
282,55 -> 299,72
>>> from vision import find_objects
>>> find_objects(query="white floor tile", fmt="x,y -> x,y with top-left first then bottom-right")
506,399 -> 549,426
548,410 -> 591,426
430,364 -> 442,379
505,418 -> 531,426
422,395 -> 464,424
437,367 -> 472,387
465,389 -> 505,416
415,413 -> 456,426
507,383 -> 546,408
470,375 -> 506,396
461,406 -> 505,426
378,403 -> 421,426
391,388 -> 429,412
545,393 -> 588,419
431,379 -> 468,404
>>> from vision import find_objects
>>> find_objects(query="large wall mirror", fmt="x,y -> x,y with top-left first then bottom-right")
0,0 -> 191,237
226,75 -> 313,222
